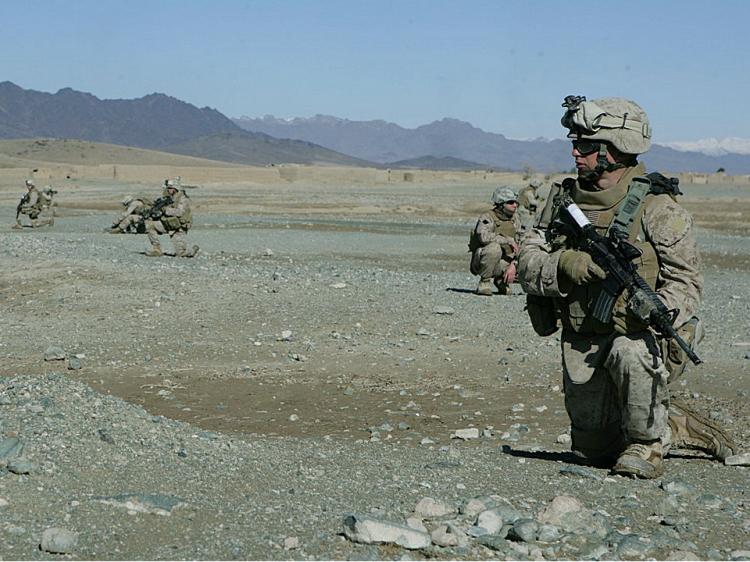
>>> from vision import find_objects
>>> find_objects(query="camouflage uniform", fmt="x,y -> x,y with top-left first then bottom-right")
144,189 -> 198,257
111,197 -> 149,233
469,187 -> 521,295
518,96 -> 733,478
516,178 -> 542,232
14,182 -> 54,228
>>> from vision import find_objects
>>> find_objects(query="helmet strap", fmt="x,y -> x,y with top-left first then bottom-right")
590,144 -> 626,177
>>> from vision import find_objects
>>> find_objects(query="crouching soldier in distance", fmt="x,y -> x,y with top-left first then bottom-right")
516,177 -> 544,233
468,186 -> 521,295
144,180 -> 199,258
13,180 -> 54,229
518,95 -> 735,479
108,195 -> 152,234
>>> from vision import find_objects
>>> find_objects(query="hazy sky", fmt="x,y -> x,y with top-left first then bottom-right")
3,0 -> 749,142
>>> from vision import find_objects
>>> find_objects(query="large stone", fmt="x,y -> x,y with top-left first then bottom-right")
461,496 -> 497,518
95,493 -> 185,516
342,514 -> 431,550
538,495 -> 582,526
0,437 -> 23,466
414,497 -> 456,519
430,523 -> 467,548
40,527 -> 78,554
476,509 -> 503,535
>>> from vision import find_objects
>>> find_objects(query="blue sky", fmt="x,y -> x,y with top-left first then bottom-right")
2,0 -> 749,142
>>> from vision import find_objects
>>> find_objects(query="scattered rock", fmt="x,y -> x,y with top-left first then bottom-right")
0,437 -> 24,465
67,356 -> 82,370
430,523 -> 467,548
44,345 -> 66,361
538,495 -> 582,526
413,497 -> 455,519
476,509 -> 504,535
95,493 -> 185,516
342,514 -> 431,550
40,527 -> 78,554
452,428 -> 480,440
432,306 -> 454,315
725,452 -> 750,466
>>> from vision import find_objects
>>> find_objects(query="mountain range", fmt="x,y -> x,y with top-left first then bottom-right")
234,114 -> 750,174
2,81 -> 750,173
0,82 -> 367,167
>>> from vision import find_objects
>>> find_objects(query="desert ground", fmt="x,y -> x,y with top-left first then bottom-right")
0,145 -> 749,559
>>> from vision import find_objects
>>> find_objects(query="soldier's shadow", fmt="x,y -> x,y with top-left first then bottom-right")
445,287 -> 478,295
501,444 -> 708,466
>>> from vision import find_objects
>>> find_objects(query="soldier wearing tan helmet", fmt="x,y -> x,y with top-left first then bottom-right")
468,185 -> 522,296
517,95 -> 735,479
13,179 -> 54,229
144,180 -> 199,258
108,195 -> 152,234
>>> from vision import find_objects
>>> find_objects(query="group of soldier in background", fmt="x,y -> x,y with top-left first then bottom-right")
13,179 -> 57,229
13,177 -> 198,258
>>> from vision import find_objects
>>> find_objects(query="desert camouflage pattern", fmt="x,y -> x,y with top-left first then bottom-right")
145,190 -> 197,257
16,185 -> 54,228
516,182 -> 542,232
517,165 -> 703,459
113,199 -> 147,232
469,208 -> 521,285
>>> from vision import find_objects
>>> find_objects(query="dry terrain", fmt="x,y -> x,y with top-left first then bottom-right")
0,144 -> 749,560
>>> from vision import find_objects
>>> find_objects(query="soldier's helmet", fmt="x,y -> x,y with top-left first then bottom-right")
528,177 -> 543,189
121,195 -> 134,206
561,95 -> 651,155
25,179 -> 35,188
165,179 -> 177,189
491,186 -> 518,205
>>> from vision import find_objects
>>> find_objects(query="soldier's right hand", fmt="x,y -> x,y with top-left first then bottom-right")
558,250 -> 606,285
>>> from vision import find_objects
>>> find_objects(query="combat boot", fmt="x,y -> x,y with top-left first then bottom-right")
668,399 -> 736,461
107,227 -> 123,234
186,245 -> 200,258
494,278 -> 512,295
476,279 -> 493,296
145,246 -> 163,257
12,223 -> 22,230
613,440 -> 664,479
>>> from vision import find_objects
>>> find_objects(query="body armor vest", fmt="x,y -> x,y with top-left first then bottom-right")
554,173 -> 662,335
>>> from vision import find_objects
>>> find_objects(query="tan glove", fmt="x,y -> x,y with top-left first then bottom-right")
612,293 -> 650,334
558,250 -> 606,285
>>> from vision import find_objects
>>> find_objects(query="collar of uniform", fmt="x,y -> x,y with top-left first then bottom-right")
572,163 -> 646,210
492,207 -> 513,221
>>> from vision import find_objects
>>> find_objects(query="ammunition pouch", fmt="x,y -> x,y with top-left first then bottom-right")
662,316 -> 703,383
526,294 -> 559,336
161,216 -> 182,231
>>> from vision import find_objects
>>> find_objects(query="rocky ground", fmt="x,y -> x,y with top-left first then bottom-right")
0,176 -> 749,560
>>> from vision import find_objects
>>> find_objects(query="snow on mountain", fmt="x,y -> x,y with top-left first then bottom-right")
662,137 -> 750,156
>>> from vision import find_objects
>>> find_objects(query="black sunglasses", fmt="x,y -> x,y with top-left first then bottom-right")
572,140 -> 601,155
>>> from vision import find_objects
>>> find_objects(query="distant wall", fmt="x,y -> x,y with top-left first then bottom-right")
0,163 -> 526,187
1,163 -> 748,188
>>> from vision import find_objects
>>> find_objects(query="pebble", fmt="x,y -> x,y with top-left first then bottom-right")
0,437 -> 24,464
725,452 -> 750,466
452,428 -> 479,440
538,495 -> 582,526
560,465 -> 600,480
44,345 -> 66,361
283,536 -> 299,550
67,356 -> 83,370
8,459 -> 35,474
508,518 -> 538,542
40,527 -> 78,554
666,549 -> 701,560
432,306 -> 454,315
556,433 -> 572,445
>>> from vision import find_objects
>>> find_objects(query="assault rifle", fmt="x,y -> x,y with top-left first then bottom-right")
148,195 -> 173,220
555,200 -> 701,365
16,192 -> 30,222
